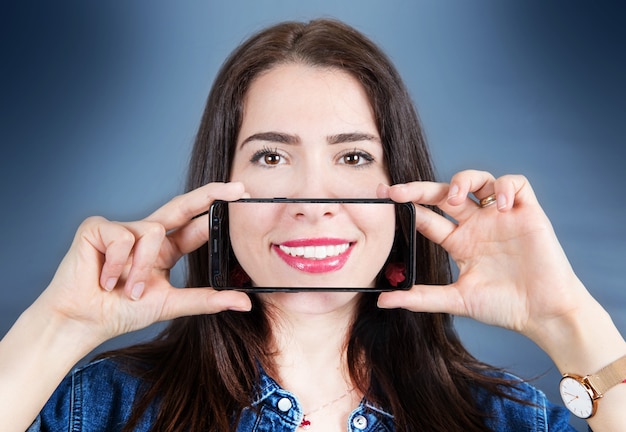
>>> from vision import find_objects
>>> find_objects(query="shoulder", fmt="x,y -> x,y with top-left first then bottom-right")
68,356 -> 148,396
472,370 -> 575,431
31,357 -> 157,431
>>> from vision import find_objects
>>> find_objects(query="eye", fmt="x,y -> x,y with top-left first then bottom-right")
250,147 -> 285,167
338,149 -> 375,167
263,153 -> 281,165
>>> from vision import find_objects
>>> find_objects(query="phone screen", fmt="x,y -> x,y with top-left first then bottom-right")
208,198 -> 415,291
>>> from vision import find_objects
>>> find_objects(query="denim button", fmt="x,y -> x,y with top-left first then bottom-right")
277,397 -> 293,412
352,414 -> 367,429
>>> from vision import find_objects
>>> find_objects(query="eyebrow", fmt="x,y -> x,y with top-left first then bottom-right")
239,131 -> 379,148
327,132 -> 380,145
239,132 -> 299,149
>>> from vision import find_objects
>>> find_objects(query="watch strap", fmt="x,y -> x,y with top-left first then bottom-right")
587,355 -> 626,396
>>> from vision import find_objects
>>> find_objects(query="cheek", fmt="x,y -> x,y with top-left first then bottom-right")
229,162 -> 288,197
228,203 -> 281,269
374,208 -> 397,256
353,203 -> 396,253
352,206 -> 396,289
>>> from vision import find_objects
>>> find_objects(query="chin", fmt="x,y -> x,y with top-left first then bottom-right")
258,291 -> 362,316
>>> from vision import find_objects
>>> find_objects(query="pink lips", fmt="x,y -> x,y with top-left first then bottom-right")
273,238 -> 354,273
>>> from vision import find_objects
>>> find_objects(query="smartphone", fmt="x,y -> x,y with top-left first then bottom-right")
208,198 -> 416,292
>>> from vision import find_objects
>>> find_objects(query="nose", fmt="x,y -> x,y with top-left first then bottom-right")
278,154 -> 342,198
288,164 -> 342,221
286,199 -> 340,223
282,160 -> 342,221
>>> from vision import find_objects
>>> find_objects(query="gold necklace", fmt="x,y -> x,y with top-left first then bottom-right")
299,388 -> 355,429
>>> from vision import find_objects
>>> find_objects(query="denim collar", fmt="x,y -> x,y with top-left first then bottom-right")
251,364 -> 394,420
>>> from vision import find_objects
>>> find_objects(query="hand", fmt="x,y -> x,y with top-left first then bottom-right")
377,170 -> 591,340
35,182 -> 252,346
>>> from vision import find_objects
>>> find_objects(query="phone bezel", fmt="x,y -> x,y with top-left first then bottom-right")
208,198 -> 416,292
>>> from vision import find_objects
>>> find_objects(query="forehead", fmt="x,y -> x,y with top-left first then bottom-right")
240,63 -> 376,133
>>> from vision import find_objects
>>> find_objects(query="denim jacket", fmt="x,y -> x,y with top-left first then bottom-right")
29,357 -> 577,431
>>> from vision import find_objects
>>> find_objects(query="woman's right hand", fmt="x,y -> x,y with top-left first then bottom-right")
35,181 -> 252,347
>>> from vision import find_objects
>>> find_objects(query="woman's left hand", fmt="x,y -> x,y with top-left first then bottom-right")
378,170 -> 626,431
376,170 -> 590,341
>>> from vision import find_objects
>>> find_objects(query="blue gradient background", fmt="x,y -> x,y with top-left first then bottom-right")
1,2 -> 624,429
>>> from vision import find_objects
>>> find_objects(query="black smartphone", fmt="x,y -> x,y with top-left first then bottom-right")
208,198 -> 416,292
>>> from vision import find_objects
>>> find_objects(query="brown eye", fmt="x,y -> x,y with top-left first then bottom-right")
339,150 -> 374,167
263,153 -> 281,165
343,153 -> 361,165
250,148 -> 285,167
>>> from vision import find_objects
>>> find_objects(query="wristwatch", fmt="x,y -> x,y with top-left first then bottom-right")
559,355 -> 626,419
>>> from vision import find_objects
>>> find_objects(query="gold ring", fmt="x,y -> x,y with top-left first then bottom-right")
479,194 -> 497,208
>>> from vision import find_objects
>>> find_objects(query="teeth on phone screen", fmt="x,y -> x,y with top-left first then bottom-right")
279,243 -> 349,259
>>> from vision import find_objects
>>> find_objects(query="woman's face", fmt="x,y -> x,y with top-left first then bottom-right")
229,63 -> 395,291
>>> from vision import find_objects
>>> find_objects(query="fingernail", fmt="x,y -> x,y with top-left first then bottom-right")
228,304 -> 252,312
104,278 -> 117,292
448,184 -> 459,199
390,184 -> 407,192
131,282 -> 145,300
497,193 -> 507,210
377,183 -> 390,198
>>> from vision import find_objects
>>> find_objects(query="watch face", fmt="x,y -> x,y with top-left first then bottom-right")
559,376 -> 594,419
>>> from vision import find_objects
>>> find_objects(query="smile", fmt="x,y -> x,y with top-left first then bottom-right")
273,238 -> 354,273
278,243 -> 350,260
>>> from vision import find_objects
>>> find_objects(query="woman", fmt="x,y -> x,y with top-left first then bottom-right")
1,19 -> 624,432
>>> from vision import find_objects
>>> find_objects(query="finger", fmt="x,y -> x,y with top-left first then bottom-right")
378,181 -> 449,206
443,170 -> 502,221
492,174 -> 535,212
377,284 -> 467,316
146,214 -> 212,273
382,180 -> 482,231
447,170 -> 496,206
378,182 -> 459,245
122,213 -> 214,282
412,203 -> 458,245
118,221 -> 167,300
166,213 -> 210,257
378,182 -> 463,245
158,288 -> 252,319
145,182 -> 245,231
381,180 -> 480,219
80,218 -> 136,292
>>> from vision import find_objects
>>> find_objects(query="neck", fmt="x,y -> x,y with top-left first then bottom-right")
260,292 -> 361,407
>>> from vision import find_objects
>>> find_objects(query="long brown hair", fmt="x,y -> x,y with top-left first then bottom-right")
111,19 -> 520,431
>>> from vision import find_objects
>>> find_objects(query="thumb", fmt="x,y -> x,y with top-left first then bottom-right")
159,288 -> 252,320
377,284 -> 466,316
